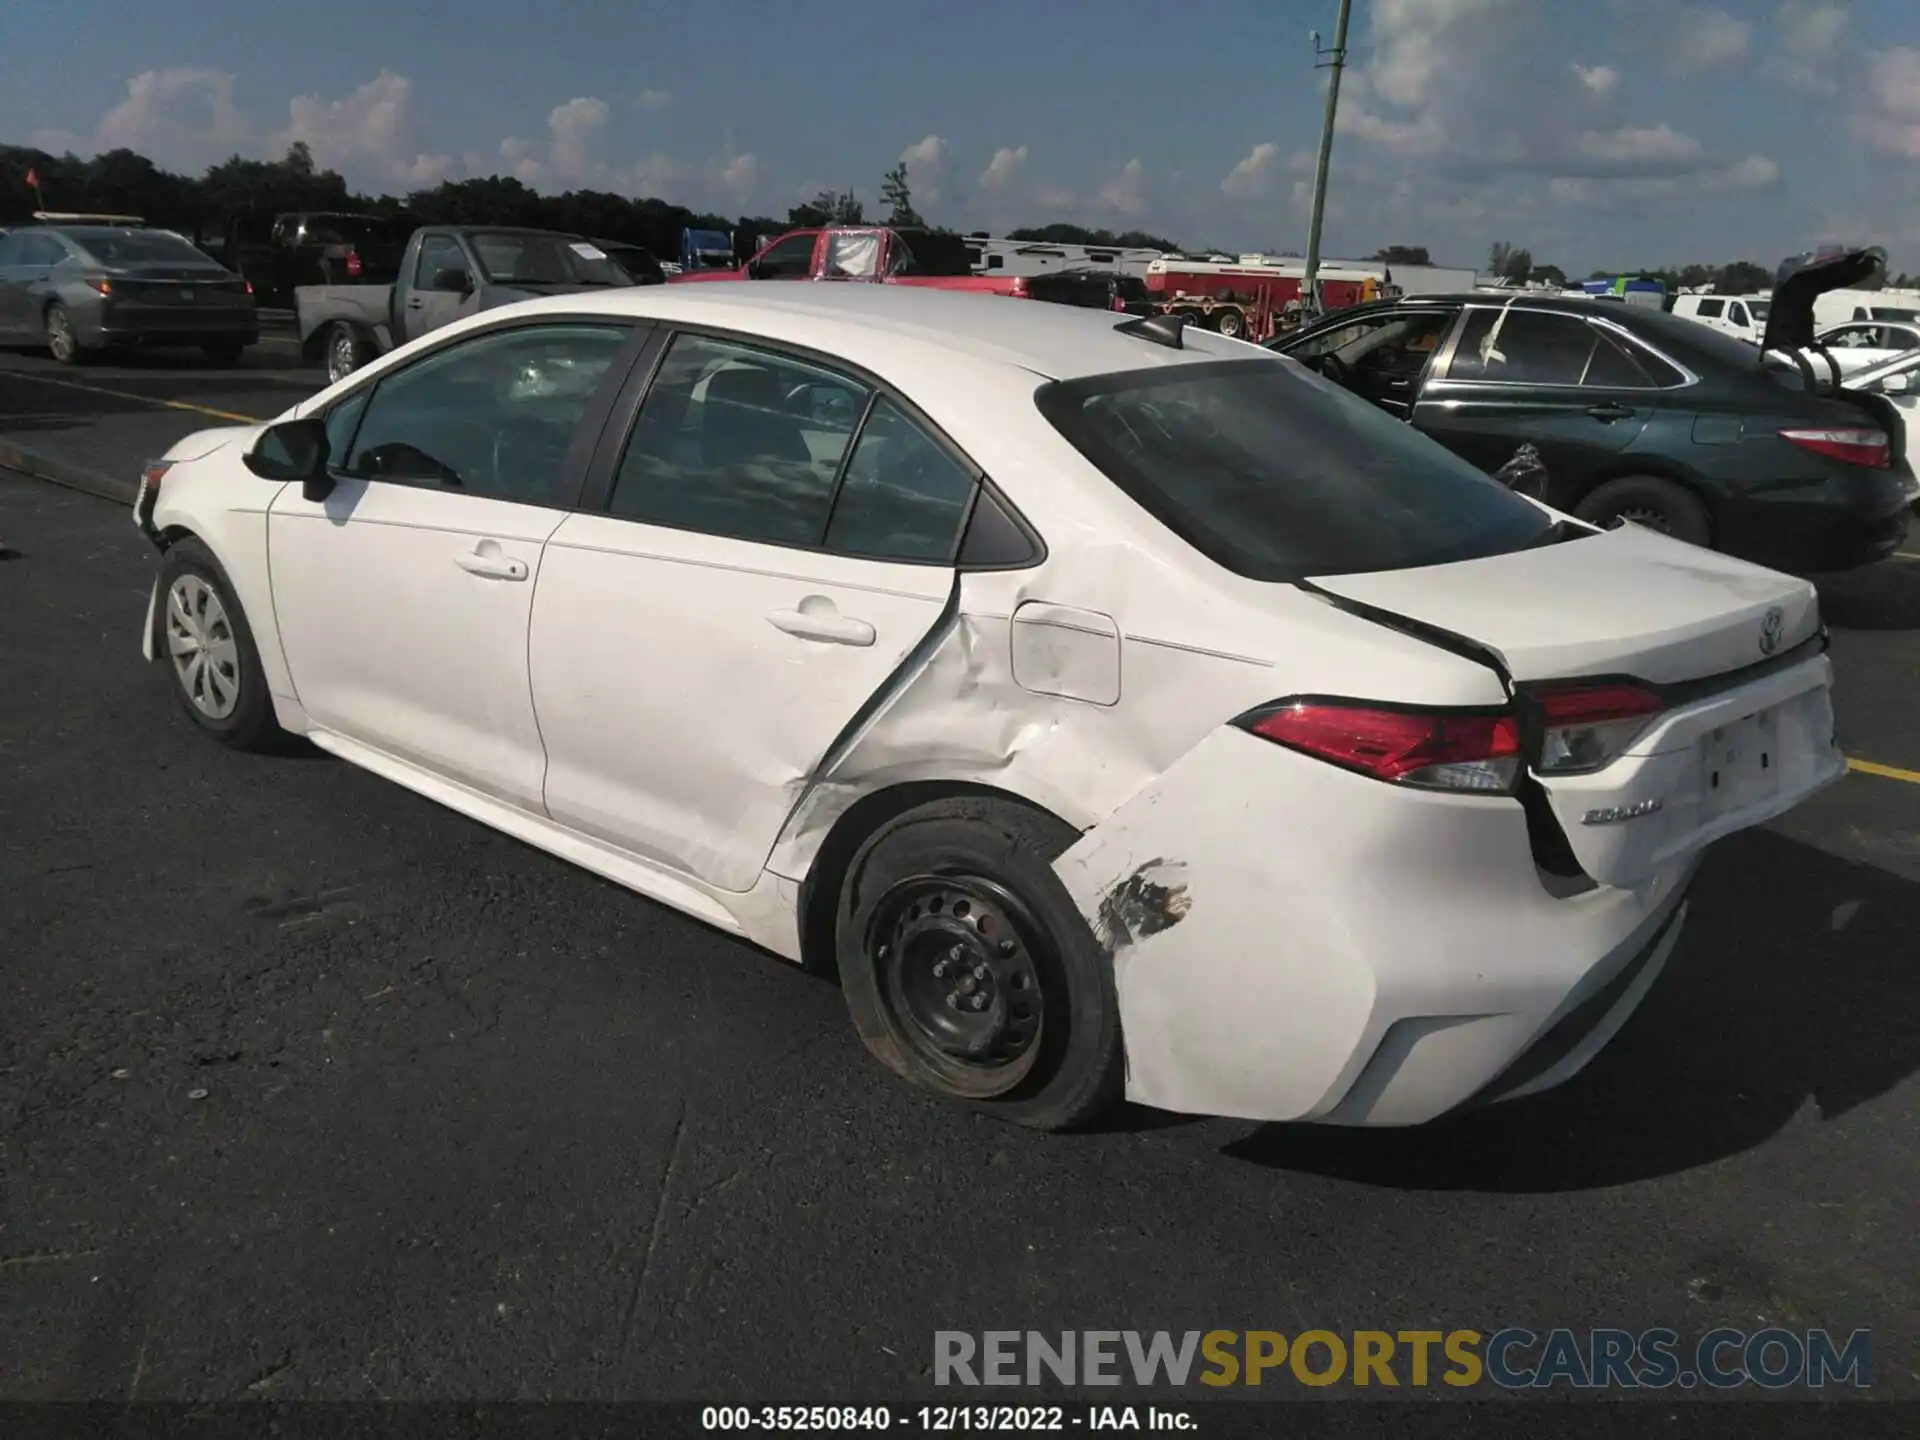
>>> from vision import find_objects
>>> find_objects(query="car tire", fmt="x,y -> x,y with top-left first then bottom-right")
836,796 -> 1124,1132
1575,475 -> 1712,548
202,342 -> 245,366
324,323 -> 366,385
1214,308 -> 1245,339
154,538 -> 283,751
44,303 -> 83,365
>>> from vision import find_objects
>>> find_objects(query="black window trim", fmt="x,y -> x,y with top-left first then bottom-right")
314,314 -> 654,513
576,319 -> 1046,572
1432,302 -> 1697,391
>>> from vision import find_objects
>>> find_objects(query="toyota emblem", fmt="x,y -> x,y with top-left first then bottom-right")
1759,606 -> 1784,656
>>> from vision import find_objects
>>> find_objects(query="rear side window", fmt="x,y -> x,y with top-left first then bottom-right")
1034,358 -> 1556,584
824,397 -> 977,562
1695,298 -> 1725,318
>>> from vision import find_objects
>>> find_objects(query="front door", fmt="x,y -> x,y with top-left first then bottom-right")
268,319 -> 637,810
403,233 -> 479,344
1279,308 -> 1459,419
532,330 -> 981,892
1414,305 -> 1655,493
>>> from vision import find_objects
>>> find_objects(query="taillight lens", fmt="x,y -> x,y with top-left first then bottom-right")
1238,700 -> 1522,793
85,276 -> 112,296
346,250 -> 362,278
1531,683 -> 1665,773
1780,427 -> 1890,469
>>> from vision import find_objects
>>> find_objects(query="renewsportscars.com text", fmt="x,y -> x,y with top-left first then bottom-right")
933,1328 -> 1872,1390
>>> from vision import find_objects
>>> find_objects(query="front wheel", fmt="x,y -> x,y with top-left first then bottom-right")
1574,475 -> 1712,548
155,539 -> 283,751
837,797 -> 1123,1131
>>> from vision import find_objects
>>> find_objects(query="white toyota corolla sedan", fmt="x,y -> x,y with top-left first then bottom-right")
134,283 -> 1845,1131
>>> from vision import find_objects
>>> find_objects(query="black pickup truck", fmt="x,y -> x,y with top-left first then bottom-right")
295,225 -> 637,383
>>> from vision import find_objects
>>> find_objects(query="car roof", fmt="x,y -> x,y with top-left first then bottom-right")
504,282 -> 1265,382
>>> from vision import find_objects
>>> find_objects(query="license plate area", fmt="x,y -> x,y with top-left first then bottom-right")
1700,706 -> 1781,820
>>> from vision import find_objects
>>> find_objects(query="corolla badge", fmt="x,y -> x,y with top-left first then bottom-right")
1759,606 -> 1785,656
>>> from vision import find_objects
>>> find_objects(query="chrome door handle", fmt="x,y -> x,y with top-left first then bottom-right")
455,542 -> 528,581
767,600 -> 875,646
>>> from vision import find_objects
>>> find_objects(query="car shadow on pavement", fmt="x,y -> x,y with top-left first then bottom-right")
1219,827 -> 1919,1191
1814,558 -> 1920,631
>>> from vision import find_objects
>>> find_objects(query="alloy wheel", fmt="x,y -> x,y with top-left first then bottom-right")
46,308 -> 75,362
328,332 -> 356,385
165,574 -> 242,720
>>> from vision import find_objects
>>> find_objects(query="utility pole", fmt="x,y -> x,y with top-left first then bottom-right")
1301,0 -> 1353,318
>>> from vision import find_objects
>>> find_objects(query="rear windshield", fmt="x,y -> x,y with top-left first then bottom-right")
65,229 -> 218,266
1034,357 -> 1557,583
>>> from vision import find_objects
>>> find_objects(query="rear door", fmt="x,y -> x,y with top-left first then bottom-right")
1414,306 -> 1657,493
529,328 -> 979,892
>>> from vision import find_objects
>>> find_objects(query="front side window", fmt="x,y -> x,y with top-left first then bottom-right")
753,233 -> 818,279
1446,309 -> 1597,386
20,234 -> 73,267
607,333 -> 868,547
1728,303 -> 1750,327
1035,358 -> 1557,583
415,234 -> 469,288
824,397 -> 977,563
342,324 -> 629,505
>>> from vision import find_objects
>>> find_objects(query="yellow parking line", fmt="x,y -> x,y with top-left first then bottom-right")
1849,757 -> 1920,785
6,371 -> 265,425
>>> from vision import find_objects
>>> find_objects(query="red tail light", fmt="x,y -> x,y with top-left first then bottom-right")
1007,276 -> 1029,299
1238,700 -> 1522,793
1780,427 -> 1889,469
85,276 -> 113,296
1531,683 -> 1665,774
346,250 -> 362,278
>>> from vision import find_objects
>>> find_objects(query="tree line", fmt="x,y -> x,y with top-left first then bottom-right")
1,141 -> 1181,260
9,142 -> 1889,287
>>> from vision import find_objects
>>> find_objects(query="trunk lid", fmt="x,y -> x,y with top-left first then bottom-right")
1309,524 -> 1844,890
1760,247 -> 1887,354
1309,523 -> 1819,686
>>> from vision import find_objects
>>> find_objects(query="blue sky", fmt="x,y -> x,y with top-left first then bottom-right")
5,0 -> 1917,274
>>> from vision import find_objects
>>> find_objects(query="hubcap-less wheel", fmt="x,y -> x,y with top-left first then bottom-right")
1217,311 -> 1244,338
871,875 -> 1047,1092
327,331 -> 357,384
165,574 -> 242,720
46,308 -> 75,362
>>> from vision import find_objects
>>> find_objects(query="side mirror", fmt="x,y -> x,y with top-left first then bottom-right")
433,267 -> 473,294
1882,372 -> 1911,395
243,418 -> 333,501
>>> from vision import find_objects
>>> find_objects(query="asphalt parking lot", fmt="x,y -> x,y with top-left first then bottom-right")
2,341 -> 1917,1407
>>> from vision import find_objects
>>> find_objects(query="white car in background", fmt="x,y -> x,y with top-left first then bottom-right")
1846,348 -> 1920,503
131,284 -> 1846,1132
1670,292 -> 1770,345
1814,320 -> 1920,377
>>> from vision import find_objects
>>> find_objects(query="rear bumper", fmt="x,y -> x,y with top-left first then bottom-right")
1717,477 -> 1911,571
85,308 -> 258,348
1052,727 -> 1704,1127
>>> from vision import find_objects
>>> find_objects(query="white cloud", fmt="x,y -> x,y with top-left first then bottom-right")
1572,63 -> 1619,96
977,145 -> 1028,190
1220,142 -> 1280,197
548,96 -> 610,179
1856,46 -> 1920,159
31,67 -> 248,171
1667,6 -> 1753,74
712,150 -> 760,201
1575,123 -> 1705,167
897,134 -> 950,204
1031,184 -> 1074,211
1548,152 -> 1782,208
277,71 -> 451,187
1097,157 -> 1147,216
637,89 -> 673,112
1767,2 -> 1850,92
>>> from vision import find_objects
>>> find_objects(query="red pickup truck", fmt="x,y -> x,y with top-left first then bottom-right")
670,225 -> 1029,297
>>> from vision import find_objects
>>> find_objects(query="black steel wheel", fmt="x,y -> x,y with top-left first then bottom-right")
870,874 -> 1049,1092
1575,474 -> 1712,548
837,796 -> 1123,1131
